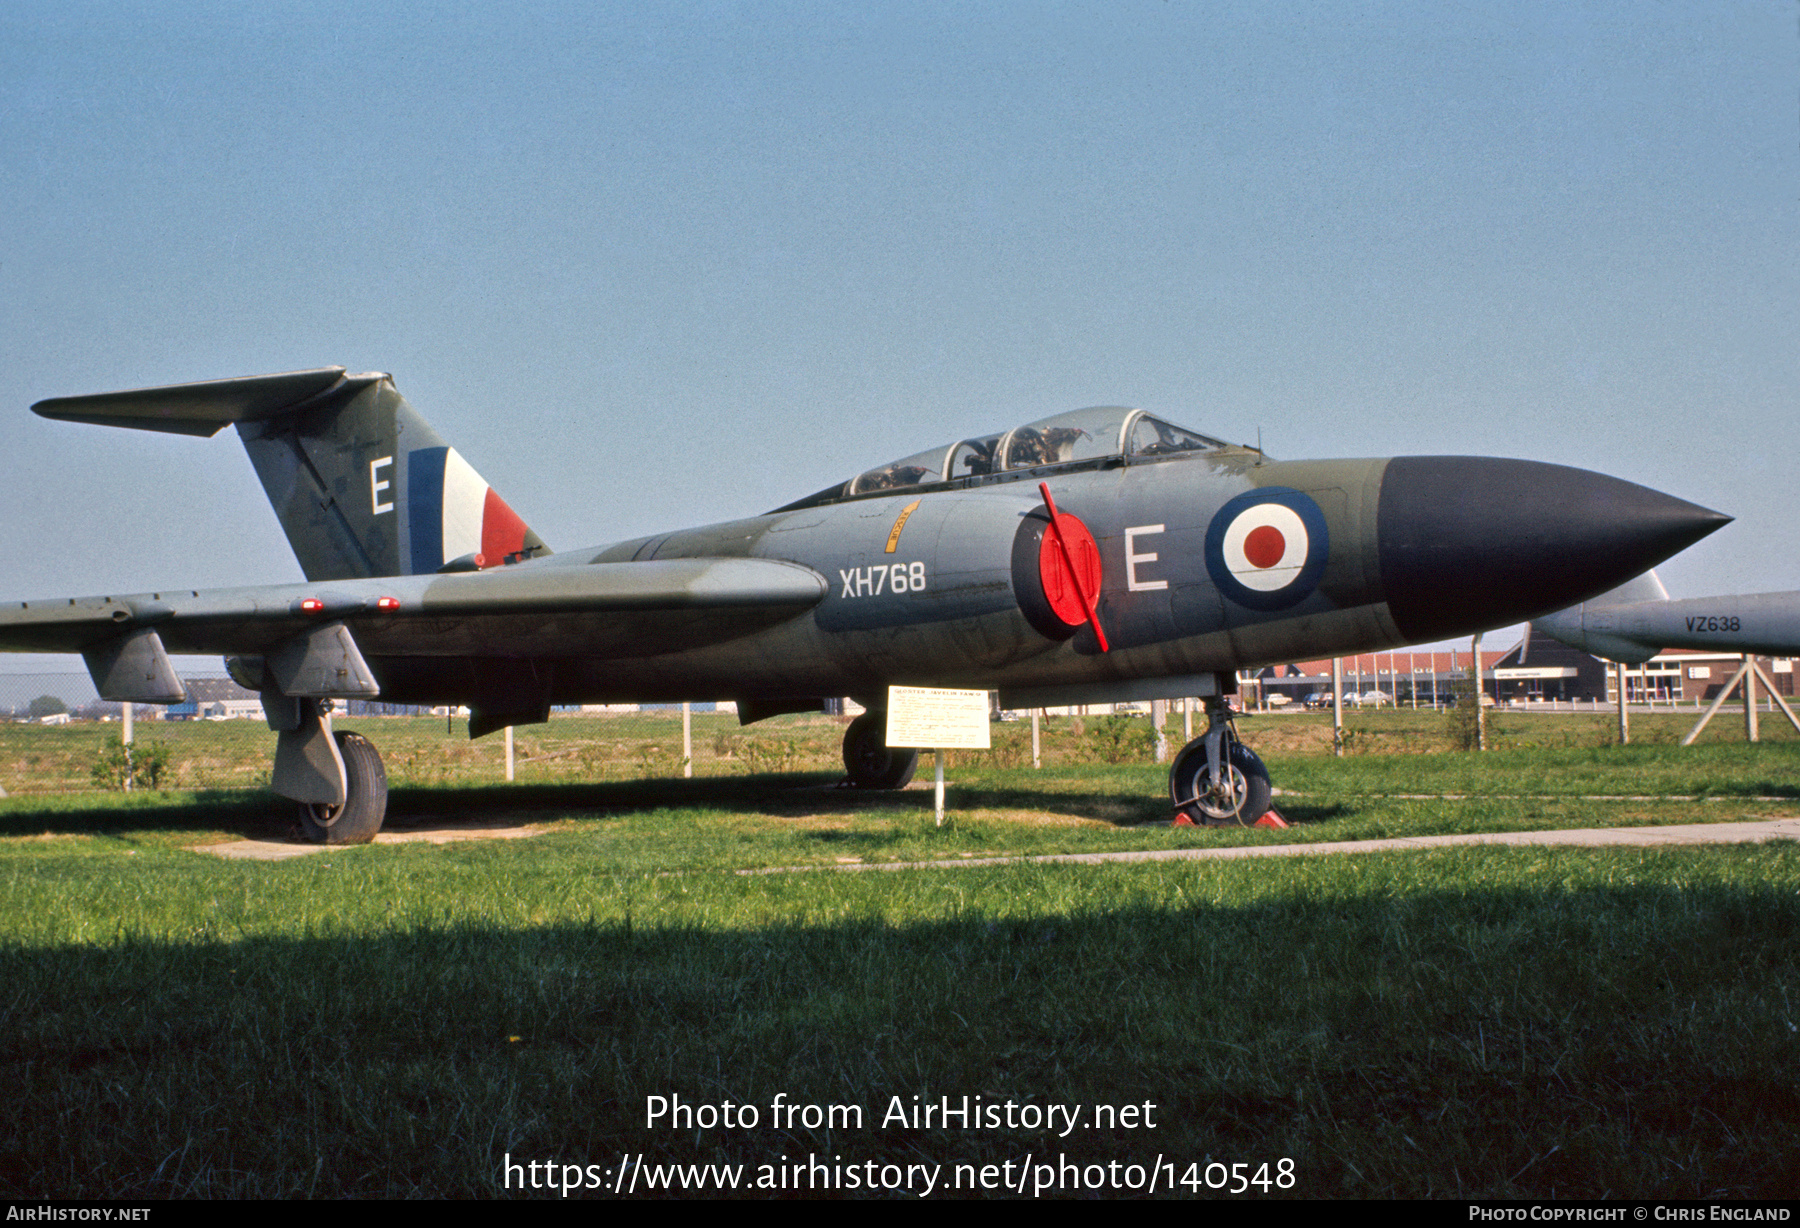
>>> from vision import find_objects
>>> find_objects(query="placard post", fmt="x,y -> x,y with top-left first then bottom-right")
885,685 -> 992,827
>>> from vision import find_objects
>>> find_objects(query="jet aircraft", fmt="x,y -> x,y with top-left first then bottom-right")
1535,572 -> 1800,663
0,367 -> 1730,840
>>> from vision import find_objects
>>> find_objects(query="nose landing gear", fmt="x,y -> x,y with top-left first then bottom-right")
1169,697 -> 1271,826
841,711 -> 920,790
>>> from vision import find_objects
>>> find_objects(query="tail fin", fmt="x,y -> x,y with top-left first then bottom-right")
32,367 -> 549,581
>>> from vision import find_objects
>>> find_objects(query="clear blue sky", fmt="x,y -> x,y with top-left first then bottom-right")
1,2 -> 1794,672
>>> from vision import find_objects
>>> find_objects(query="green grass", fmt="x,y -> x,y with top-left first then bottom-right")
4,704 -> 1792,796
0,711 -> 830,795
4,838 -> 1799,1197
4,756 -> 1797,876
4,728 -> 1800,1197
1273,740 -> 1800,801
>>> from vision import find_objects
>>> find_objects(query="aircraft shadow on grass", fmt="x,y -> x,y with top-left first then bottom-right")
5,880 -> 1799,1199
0,772 -> 1354,841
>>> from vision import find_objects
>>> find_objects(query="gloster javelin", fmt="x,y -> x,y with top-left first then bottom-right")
0,367 -> 1730,840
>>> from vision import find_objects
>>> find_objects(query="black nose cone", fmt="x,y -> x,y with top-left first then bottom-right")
1378,456 -> 1731,644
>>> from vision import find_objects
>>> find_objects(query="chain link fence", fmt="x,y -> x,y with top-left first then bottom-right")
0,673 -> 855,796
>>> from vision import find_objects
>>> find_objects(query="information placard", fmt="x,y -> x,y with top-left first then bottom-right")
884,686 -> 992,749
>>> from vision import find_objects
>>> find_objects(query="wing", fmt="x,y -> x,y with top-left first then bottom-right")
0,556 -> 826,699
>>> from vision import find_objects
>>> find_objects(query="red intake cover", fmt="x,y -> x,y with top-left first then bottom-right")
1038,512 -> 1101,626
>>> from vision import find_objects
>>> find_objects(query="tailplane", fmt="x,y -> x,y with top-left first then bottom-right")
32,367 -> 549,581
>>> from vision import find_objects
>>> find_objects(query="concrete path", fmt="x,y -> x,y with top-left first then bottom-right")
195,814 -> 1800,868
743,818 -> 1800,875
201,822 -> 542,860
1275,791 -> 1798,802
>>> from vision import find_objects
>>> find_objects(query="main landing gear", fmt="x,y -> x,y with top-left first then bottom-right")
268,695 -> 389,845
841,711 -> 919,790
1168,697 -> 1271,826
297,730 -> 389,844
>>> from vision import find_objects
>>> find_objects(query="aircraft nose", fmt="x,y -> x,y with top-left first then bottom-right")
1376,456 -> 1731,643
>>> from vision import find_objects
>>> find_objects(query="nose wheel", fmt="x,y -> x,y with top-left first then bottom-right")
842,711 -> 919,789
1169,702 -> 1271,826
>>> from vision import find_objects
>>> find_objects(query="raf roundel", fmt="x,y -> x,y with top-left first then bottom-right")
1204,487 -> 1330,611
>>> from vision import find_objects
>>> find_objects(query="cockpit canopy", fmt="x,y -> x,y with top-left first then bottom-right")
783,407 -> 1237,510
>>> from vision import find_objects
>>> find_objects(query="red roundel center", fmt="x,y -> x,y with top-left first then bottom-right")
1243,524 -> 1286,570
1037,512 -> 1102,626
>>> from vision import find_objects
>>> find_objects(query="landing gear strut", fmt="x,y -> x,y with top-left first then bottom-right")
842,711 -> 919,789
1169,697 -> 1271,826
297,730 -> 388,844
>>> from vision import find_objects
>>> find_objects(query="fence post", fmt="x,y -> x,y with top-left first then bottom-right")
1472,633 -> 1487,752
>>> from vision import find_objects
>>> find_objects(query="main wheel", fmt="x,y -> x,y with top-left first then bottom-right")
842,712 -> 919,789
298,731 -> 388,844
1169,739 -> 1271,826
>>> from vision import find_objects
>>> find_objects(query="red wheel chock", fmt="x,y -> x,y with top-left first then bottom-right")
1171,808 -> 1289,829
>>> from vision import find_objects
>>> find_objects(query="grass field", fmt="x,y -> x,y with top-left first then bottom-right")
3,702 -> 1793,795
2,712 -> 1798,1198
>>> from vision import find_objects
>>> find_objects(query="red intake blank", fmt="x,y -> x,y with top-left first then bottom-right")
1037,483 -> 1109,652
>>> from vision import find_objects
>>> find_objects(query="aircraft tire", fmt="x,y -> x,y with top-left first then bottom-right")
1169,739 -> 1271,827
842,712 -> 918,790
297,731 -> 388,844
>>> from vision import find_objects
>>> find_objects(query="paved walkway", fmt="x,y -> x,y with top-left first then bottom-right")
1276,791 -> 1797,802
201,822 -> 541,860
196,814 -> 1800,868
742,818 -> 1800,875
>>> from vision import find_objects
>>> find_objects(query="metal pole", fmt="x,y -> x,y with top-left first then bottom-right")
1151,698 -> 1167,763
1472,633 -> 1487,751
682,701 -> 693,777
934,749 -> 945,827
1031,709 -> 1041,769
1183,696 -> 1192,742
1744,658 -> 1759,744
1616,661 -> 1630,745
1332,657 -> 1344,757
505,725 -> 514,781
122,701 -> 133,792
